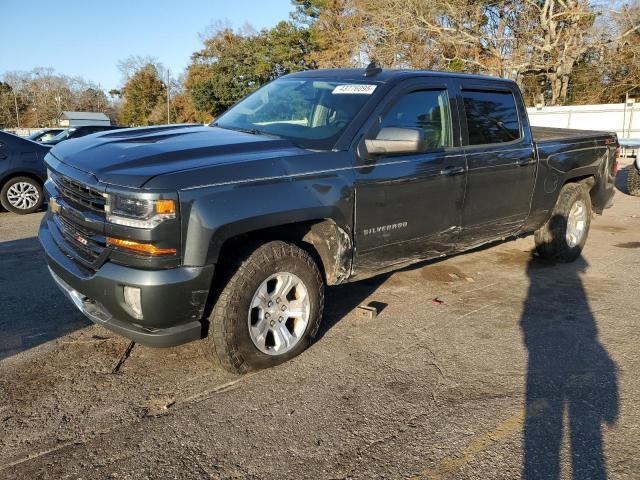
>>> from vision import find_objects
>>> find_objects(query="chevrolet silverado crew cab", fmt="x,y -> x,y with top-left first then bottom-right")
39,67 -> 619,373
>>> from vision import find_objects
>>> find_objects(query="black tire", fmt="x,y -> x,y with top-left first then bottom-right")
0,176 -> 44,214
202,240 -> 324,374
627,167 -> 640,196
534,183 -> 592,262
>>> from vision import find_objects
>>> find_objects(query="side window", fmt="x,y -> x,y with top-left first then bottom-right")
380,90 -> 452,149
462,90 -> 520,145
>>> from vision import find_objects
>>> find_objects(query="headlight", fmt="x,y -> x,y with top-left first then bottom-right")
105,194 -> 176,229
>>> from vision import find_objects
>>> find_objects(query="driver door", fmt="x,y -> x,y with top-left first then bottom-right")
352,79 -> 467,277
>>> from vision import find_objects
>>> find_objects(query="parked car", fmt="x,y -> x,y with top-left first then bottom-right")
42,125 -> 122,145
28,128 -> 65,143
0,131 -> 50,214
39,67 -> 618,373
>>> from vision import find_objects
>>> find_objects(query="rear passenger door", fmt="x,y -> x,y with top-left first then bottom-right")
352,79 -> 467,275
456,82 -> 536,245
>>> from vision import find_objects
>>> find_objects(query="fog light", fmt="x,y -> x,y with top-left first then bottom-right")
124,286 -> 143,319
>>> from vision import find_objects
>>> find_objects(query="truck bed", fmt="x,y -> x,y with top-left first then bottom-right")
531,126 -> 615,143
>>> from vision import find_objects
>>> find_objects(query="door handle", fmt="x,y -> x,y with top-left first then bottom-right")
440,166 -> 466,176
516,158 -> 535,166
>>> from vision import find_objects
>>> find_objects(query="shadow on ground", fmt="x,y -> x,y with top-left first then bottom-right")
521,255 -> 619,479
0,236 -> 89,360
0,231 -> 389,362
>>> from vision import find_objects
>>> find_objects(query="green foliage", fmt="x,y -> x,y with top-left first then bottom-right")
291,0 -> 325,24
448,59 -> 465,72
76,88 -> 109,112
119,64 -> 166,126
0,82 -> 16,128
186,21 -> 316,118
3,0 -> 635,127
0,69 -> 116,128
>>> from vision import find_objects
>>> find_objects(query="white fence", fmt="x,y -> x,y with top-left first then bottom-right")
527,103 -> 640,139
3,128 -> 45,137
5,103 -> 640,140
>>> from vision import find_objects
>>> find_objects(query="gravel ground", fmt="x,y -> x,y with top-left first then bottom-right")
0,161 -> 638,479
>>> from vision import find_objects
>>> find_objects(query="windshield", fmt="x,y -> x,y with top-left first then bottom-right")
51,129 -> 72,141
28,131 -> 44,140
214,78 -> 378,150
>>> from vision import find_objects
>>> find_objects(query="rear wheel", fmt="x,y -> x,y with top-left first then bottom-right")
0,176 -> 43,214
534,183 -> 592,262
627,167 -> 640,196
202,240 -> 324,374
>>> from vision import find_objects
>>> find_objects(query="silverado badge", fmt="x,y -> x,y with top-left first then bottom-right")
363,222 -> 408,236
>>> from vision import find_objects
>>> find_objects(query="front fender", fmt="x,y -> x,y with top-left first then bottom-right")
178,169 -> 354,267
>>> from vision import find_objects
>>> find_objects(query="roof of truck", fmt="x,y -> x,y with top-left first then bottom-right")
285,68 -> 516,84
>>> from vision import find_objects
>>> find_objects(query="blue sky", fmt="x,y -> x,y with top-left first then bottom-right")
0,0 -> 295,90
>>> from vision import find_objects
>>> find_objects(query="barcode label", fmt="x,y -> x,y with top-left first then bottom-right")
332,84 -> 377,95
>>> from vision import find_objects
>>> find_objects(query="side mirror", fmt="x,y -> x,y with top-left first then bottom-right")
364,127 -> 426,156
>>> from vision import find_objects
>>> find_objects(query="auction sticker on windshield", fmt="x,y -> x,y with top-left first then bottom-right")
332,84 -> 377,95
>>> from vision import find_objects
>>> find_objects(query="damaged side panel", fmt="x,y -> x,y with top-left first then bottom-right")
523,139 -> 612,230
302,221 -> 352,285
177,151 -> 356,270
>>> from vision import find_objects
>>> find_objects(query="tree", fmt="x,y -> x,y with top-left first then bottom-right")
76,87 -> 109,112
299,0 -> 639,105
0,82 -> 17,128
1,72 -> 28,128
185,20 -> 316,118
1,69 -> 116,128
294,0 -> 366,67
567,2 -> 640,104
118,64 -> 166,126
117,55 -> 166,83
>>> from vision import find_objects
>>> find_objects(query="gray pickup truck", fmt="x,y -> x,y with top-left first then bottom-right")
39,67 -> 618,373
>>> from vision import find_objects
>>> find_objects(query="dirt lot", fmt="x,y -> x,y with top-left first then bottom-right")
0,162 -> 639,480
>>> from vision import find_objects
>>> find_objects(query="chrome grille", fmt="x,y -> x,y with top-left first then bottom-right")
54,174 -> 105,212
47,170 -> 109,271
54,214 -> 106,265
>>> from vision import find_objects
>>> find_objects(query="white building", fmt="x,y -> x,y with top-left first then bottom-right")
59,111 -> 111,127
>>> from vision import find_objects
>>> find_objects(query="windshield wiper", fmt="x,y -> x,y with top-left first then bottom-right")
212,123 -> 283,139
212,123 -> 261,135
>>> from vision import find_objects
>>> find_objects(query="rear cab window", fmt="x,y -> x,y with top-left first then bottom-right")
462,89 -> 521,145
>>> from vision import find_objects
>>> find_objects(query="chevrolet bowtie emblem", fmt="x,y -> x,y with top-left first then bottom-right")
49,197 -> 60,214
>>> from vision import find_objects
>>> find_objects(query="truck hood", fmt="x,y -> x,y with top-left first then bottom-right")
48,125 -> 306,188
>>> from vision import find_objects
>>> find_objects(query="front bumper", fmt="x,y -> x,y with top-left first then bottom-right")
39,213 -> 215,347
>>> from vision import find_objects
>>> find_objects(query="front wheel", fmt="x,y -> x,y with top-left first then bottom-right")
0,176 -> 44,214
202,240 -> 324,374
534,183 -> 592,262
628,167 -> 640,196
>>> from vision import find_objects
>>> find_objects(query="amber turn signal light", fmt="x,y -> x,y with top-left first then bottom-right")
107,237 -> 177,256
155,199 -> 176,215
